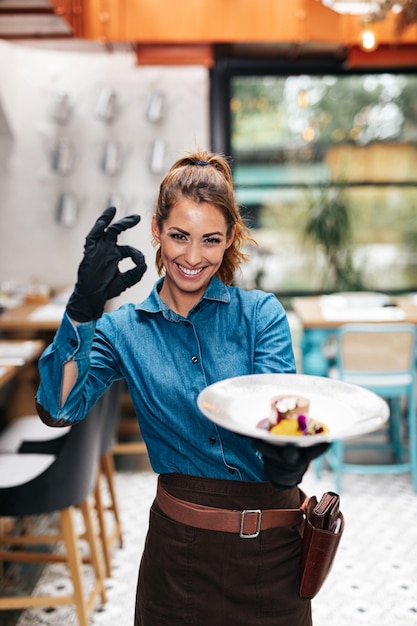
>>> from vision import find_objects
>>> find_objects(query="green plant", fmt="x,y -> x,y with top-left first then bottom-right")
303,184 -> 364,291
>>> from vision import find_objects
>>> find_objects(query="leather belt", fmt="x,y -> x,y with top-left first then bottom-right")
156,480 -> 305,539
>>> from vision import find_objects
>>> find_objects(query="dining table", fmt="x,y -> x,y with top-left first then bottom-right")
291,292 -> 417,376
0,294 -> 66,423
0,301 -> 65,338
0,339 -> 46,422
0,364 -> 18,389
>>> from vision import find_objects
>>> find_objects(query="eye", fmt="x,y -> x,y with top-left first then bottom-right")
204,236 -> 222,245
170,232 -> 187,241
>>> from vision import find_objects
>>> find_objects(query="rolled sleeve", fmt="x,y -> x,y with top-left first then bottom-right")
36,312 -> 97,422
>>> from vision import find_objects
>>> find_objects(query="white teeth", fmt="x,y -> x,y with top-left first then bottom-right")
178,264 -> 203,276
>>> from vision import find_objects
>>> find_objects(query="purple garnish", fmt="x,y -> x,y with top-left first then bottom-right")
297,414 -> 308,433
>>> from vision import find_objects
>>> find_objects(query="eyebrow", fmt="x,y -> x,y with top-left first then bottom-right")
169,226 -> 224,238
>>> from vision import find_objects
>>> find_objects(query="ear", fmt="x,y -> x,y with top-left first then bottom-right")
151,214 -> 161,243
225,224 -> 237,249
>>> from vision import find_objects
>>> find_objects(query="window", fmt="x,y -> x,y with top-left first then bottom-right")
211,62 -> 417,296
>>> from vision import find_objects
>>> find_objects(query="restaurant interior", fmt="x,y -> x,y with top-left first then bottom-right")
0,1 -> 416,625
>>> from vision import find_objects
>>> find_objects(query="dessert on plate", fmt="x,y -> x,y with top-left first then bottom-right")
257,395 -> 329,436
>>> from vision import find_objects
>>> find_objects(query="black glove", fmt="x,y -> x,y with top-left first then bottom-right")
254,439 -> 330,490
66,207 -> 147,322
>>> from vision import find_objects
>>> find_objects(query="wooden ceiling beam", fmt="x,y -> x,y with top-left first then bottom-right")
46,0 -> 417,66
62,0 -> 416,44
347,43 -> 417,68
135,44 -> 215,67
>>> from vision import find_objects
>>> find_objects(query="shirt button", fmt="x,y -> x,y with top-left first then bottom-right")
194,304 -> 201,311
209,436 -> 216,444
228,468 -> 235,475
184,322 -> 191,327
70,339 -> 77,347
191,356 -> 198,363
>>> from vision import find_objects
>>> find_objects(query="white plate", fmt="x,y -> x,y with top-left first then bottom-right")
319,292 -> 391,309
197,373 -> 389,447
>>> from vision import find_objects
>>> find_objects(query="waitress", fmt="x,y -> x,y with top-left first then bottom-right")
36,150 -> 328,625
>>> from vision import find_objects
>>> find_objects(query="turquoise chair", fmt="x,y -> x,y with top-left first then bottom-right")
316,323 -> 417,492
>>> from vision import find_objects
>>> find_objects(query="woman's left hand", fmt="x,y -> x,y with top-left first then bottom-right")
253,439 -> 330,489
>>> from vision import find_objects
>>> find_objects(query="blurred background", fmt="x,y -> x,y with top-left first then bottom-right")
0,0 -> 416,310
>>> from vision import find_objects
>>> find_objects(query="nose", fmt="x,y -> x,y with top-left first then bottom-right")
184,242 -> 203,266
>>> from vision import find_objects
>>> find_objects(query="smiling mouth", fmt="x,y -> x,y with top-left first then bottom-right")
177,263 -> 205,276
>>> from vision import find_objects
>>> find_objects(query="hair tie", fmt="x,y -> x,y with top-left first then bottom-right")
194,160 -> 210,166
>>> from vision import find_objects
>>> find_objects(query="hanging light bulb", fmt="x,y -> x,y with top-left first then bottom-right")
359,17 -> 378,52
360,26 -> 378,50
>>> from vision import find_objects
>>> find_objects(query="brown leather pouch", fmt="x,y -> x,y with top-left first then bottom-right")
299,492 -> 344,599
310,491 -> 340,530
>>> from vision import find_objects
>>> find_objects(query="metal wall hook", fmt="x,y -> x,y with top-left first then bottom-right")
52,139 -> 76,175
147,92 -> 165,124
95,88 -> 119,123
52,92 -> 72,125
56,193 -> 78,228
149,138 -> 165,174
101,141 -> 122,175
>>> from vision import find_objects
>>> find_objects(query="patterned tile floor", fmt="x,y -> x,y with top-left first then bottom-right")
2,465 -> 417,626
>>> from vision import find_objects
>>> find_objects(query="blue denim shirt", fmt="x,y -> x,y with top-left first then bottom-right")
36,276 -> 295,481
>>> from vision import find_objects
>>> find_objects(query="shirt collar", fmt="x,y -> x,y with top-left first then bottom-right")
136,275 -> 230,317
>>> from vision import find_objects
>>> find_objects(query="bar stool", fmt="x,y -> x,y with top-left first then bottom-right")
0,400 -> 108,626
0,382 -> 126,579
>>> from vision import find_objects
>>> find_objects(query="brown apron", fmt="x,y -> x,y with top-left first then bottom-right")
135,473 -> 312,626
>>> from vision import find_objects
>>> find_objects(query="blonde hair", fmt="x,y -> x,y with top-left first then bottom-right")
154,150 -> 255,284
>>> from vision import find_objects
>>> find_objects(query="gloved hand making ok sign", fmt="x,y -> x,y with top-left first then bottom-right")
66,207 -> 147,323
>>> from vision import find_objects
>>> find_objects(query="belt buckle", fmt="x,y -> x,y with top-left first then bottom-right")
240,509 -> 262,539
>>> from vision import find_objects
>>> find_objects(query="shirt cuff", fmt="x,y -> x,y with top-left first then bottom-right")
55,311 -> 97,361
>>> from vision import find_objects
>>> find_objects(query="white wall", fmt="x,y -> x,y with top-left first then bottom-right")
0,40 -> 209,306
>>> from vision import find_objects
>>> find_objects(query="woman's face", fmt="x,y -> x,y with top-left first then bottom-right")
152,198 -> 235,311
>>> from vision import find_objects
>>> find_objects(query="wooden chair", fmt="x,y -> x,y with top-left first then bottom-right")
317,323 -> 417,492
0,399 -> 108,626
